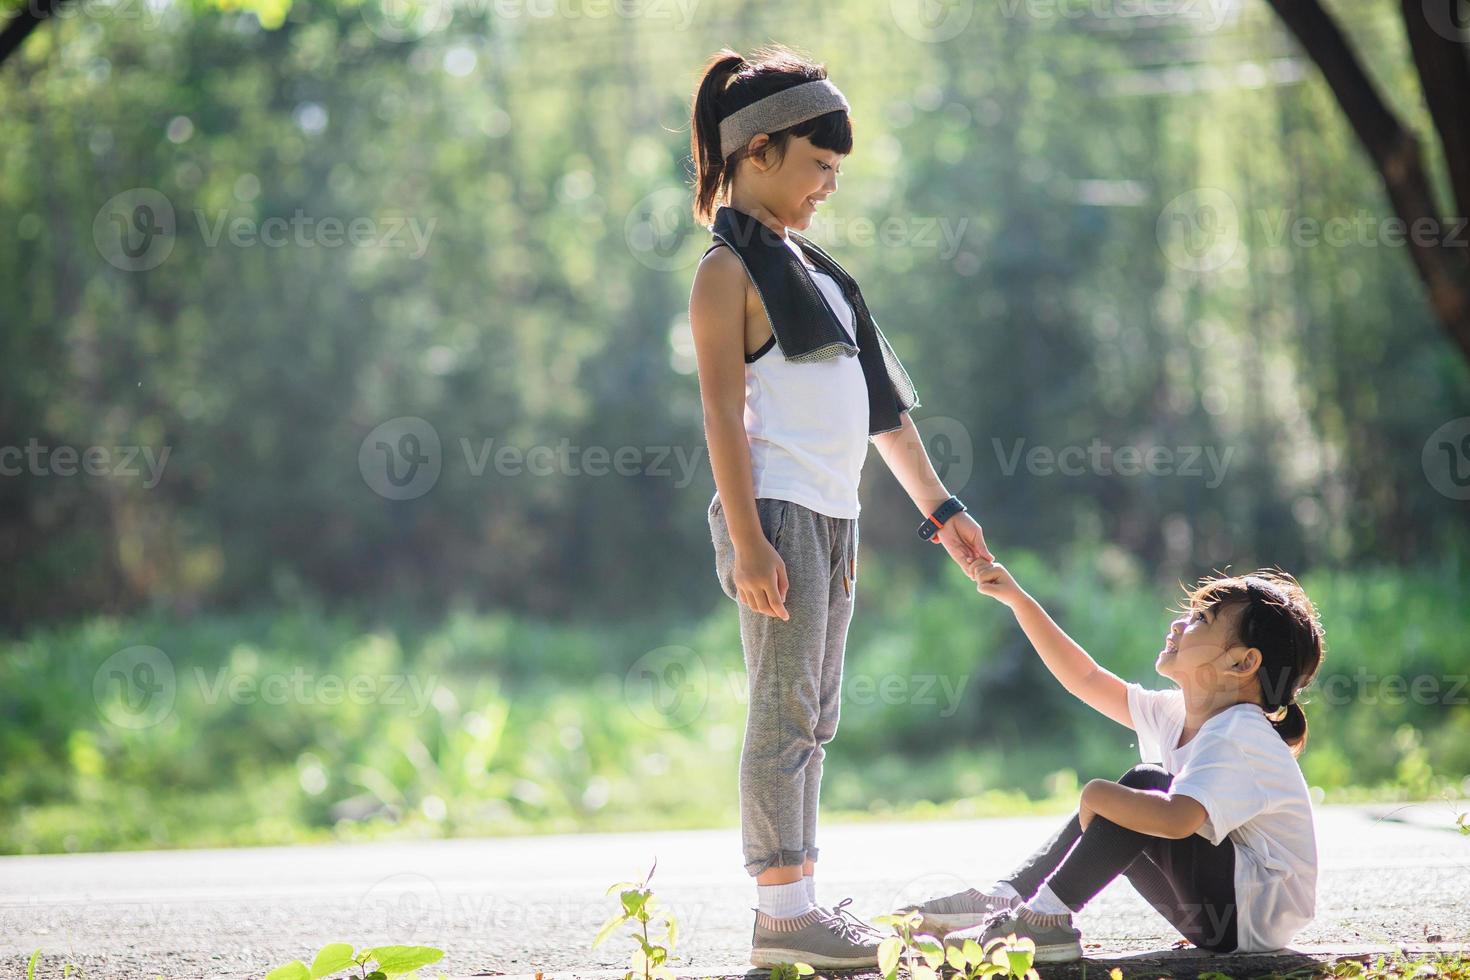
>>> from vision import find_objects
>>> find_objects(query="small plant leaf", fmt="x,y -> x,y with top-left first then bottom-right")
620,889 -> 651,919
310,943 -> 357,978
878,936 -> 903,978
593,912 -> 630,949
365,945 -> 445,977
946,943 -> 967,971
264,961 -> 312,980
915,937 -> 945,970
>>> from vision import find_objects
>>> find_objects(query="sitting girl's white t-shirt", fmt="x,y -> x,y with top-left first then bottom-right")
1126,683 -> 1317,952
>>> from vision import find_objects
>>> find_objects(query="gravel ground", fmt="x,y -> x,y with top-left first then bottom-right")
2,803 -> 1467,979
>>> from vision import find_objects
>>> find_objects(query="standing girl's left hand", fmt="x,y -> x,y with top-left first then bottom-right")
931,511 -> 993,570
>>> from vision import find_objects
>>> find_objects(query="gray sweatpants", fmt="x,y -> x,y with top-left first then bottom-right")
708,493 -> 859,878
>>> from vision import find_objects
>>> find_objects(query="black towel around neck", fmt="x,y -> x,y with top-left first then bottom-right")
705,205 -> 920,436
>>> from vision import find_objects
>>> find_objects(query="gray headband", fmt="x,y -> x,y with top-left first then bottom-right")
718,78 -> 850,159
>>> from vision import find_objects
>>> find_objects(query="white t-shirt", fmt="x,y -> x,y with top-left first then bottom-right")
1126,683 -> 1317,952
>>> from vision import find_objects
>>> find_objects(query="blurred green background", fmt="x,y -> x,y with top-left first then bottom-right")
2,0 -> 1468,855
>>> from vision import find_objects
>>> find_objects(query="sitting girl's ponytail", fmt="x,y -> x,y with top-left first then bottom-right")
1266,701 -> 1309,755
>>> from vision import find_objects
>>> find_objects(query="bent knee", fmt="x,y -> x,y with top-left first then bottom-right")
1117,763 -> 1173,791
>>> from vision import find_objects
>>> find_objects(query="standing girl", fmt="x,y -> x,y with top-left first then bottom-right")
687,45 -> 993,968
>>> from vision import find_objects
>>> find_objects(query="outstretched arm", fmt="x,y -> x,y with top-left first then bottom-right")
970,560 -> 1133,729
872,411 -> 993,568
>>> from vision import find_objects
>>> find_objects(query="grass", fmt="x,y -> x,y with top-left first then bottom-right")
1,548 -> 1467,855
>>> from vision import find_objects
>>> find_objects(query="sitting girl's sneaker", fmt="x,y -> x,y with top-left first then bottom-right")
750,905 -> 881,970
943,907 -> 1082,963
903,887 -> 1020,937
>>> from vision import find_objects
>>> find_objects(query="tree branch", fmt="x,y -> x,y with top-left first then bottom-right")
0,0 -> 55,69
1399,0 -> 1470,222
1264,0 -> 1470,363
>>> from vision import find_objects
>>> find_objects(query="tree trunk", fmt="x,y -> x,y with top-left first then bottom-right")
1264,0 -> 1470,364
0,0 -> 55,68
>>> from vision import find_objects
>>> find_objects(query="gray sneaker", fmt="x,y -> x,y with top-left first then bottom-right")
900,887 -> 1020,937
750,904 -> 881,970
942,907 -> 1083,964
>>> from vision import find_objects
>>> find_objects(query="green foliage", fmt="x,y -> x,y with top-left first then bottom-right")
263,942 -> 443,980
1,0 -> 1468,634
2,552 -> 1468,854
869,909 -> 1038,980
592,860 -> 684,980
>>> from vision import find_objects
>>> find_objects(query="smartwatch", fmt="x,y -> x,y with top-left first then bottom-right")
917,495 -> 966,540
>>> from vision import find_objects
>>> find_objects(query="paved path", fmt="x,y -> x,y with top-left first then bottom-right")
2,803 -> 1467,979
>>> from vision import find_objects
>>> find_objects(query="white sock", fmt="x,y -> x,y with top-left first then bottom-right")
982,881 -> 1021,903
1024,883 -> 1072,917
803,874 -> 817,907
758,879 -> 816,919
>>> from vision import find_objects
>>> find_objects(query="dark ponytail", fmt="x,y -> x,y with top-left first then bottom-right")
689,44 -> 854,225
1267,701 -> 1309,753
691,49 -> 747,227
1181,569 -> 1326,757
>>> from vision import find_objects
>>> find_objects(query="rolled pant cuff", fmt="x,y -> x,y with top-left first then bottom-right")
745,848 -> 811,878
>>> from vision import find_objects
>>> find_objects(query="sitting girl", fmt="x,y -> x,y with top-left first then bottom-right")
912,562 -> 1324,961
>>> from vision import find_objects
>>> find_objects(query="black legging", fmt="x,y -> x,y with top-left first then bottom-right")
1000,763 -> 1239,952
